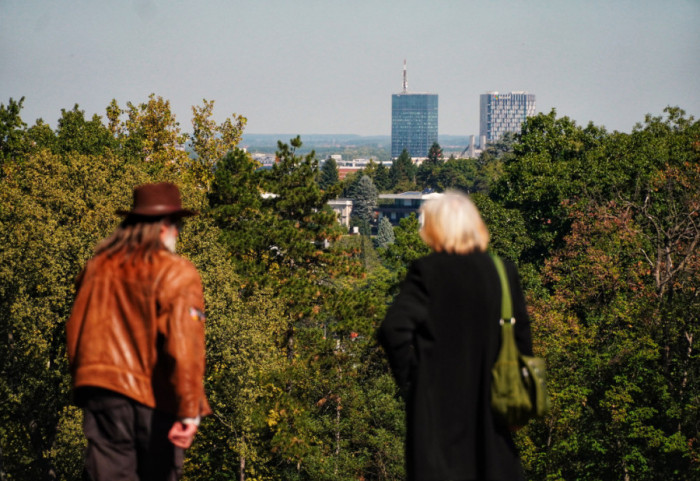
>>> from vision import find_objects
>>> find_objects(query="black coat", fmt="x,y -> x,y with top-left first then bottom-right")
379,251 -> 532,481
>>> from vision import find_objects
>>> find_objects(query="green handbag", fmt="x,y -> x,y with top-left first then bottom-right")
490,255 -> 551,427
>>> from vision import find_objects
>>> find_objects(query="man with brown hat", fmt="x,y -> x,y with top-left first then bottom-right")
67,182 -> 210,480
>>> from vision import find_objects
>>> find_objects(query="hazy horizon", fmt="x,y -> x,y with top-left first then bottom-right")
2,1 -> 698,137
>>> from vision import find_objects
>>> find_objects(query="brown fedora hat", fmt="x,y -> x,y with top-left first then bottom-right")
116,182 -> 198,217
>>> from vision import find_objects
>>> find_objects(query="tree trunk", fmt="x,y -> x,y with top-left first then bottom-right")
617,439 -> 630,481
286,326 -> 294,362
335,396 -> 341,476
0,443 -> 6,481
239,434 -> 246,481
28,419 -> 57,481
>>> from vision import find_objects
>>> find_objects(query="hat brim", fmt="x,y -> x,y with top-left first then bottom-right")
116,206 -> 198,217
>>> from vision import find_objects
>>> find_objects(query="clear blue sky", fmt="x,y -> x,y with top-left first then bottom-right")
1,0 -> 698,136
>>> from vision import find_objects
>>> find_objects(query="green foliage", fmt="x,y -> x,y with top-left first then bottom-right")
55,105 -> 117,155
0,147 -> 150,478
470,193 -> 539,290
490,109 -> 609,264
48,406 -> 85,480
340,170 -> 361,198
206,135 -> 406,480
425,142 -> 443,166
3,96 -> 697,481
479,131 -> 517,163
372,162 -> 392,192
208,148 -> 271,280
123,94 -> 189,166
375,217 -> 395,249
524,203 -> 697,479
190,99 -> 247,190
436,158 -> 479,192
415,156 -> 497,195
379,214 -> 430,288
187,278 -> 287,480
262,137 -> 343,275
349,215 -> 371,238
350,175 -> 378,233
389,150 -> 417,192
318,157 -> 340,191
0,97 -> 30,164
0,95 -> 248,479
509,108 -> 700,480
415,160 -> 439,191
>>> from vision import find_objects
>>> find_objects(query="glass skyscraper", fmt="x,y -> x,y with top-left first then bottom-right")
479,91 -> 536,143
391,93 -> 438,159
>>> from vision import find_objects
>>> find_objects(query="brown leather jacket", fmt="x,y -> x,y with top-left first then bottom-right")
67,249 -> 211,419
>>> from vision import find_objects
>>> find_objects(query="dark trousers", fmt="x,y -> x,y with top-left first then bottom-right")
80,388 -> 183,481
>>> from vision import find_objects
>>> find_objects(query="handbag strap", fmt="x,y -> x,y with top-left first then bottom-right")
490,254 -> 514,323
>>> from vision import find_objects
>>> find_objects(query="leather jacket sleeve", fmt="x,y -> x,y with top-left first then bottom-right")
155,258 -> 211,419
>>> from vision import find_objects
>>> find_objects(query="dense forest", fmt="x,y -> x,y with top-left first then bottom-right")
1,95 -> 698,480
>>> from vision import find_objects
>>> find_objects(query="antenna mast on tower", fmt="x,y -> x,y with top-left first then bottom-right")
402,59 -> 408,93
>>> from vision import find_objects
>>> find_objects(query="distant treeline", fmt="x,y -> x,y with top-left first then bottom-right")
242,134 -> 474,159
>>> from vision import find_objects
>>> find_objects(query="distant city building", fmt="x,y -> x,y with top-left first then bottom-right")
321,157 -> 392,180
377,191 -> 443,225
327,198 -> 353,228
391,61 -> 438,159
258,190 -> 353,229
479,91 -> 536,144
251,152 -> 277,169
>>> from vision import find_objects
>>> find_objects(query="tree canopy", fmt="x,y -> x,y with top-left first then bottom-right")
318,157 -> 340,191
351,175 -> 378,235
1,97 -> 698,480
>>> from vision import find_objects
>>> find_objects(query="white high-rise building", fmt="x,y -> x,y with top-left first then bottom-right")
479,91 -> 536,144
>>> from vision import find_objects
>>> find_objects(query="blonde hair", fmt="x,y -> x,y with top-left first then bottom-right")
419,190 -> 489,254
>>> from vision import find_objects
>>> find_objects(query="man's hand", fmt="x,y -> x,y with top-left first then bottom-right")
168,421 -> 198,449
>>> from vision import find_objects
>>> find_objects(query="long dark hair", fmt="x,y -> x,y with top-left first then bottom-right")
95,216 -> 169,263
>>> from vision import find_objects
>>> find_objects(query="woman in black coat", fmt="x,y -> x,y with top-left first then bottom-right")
379,190 -> 532,481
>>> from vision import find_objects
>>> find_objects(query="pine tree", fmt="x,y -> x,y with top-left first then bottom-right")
351,175 -> 378,235
389,149 -> 417,192
319,157 -> 340,190
426,141 -> 443,165
375,216 -> 395,248
373,162 -> 391,191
